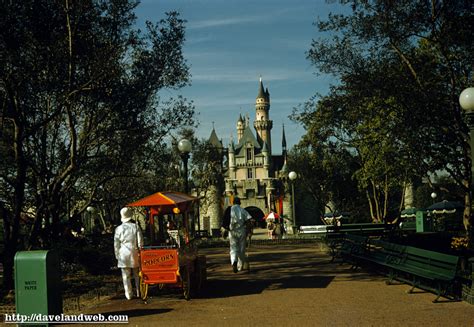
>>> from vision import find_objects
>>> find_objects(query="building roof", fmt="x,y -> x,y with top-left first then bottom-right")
208,128 -> 223,149
256,77 -> 270,101
236,125 -> 261,156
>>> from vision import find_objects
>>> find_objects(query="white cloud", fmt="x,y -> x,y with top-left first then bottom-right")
190,68 -> 314,83
188,16 -> 261,29
188,5 -> 310,30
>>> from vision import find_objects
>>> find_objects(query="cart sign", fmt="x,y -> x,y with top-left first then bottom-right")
141,249 -> 178,269
140,249 -> 179,284
142,250 -> 176,269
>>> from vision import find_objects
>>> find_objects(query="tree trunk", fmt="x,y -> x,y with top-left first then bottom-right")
366,189 -> 376,223
383,175 -> 389,221
3,123 -> 27,291
371,181 -> 382,223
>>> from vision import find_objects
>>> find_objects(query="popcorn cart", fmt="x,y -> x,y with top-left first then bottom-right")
127,191 -> 206,301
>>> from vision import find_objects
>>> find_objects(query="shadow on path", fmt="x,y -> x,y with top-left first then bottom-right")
197,274 -> 334,299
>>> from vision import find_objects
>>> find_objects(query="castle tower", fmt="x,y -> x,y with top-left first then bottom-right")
262,141 -> 269,178
228,139 -> 236,179
254,77 -> 273,154
237,114 -> 244,142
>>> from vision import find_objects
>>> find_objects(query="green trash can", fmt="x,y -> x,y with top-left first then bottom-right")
14,250 -> 62,317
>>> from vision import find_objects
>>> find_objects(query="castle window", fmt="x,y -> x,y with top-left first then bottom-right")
246,147 -> 253,162
247,168 -> 253,179
246,189 -> 255,199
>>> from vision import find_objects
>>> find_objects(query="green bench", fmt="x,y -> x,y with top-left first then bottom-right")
366,239 -> 407,266
383,245 -> 460,302
337,237 -> 460,302
337,234 -> 369,267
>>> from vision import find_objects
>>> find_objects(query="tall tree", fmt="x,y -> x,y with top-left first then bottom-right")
293,1 -> 472,227
0,0 -> 194,291
288,139 -> 366,223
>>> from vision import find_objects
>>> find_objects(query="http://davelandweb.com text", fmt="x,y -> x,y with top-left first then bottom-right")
4,313 -> 129,324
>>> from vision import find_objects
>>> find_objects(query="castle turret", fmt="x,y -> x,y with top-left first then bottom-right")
282,123 -> 287,161
228,139 -> 236,179
254,77 -> 273,154
262,141 -> 270,178
237,114 -> 244,142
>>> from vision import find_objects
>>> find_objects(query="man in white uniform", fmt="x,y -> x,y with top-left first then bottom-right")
114,207 -> 144,300
228,197 -> 252,273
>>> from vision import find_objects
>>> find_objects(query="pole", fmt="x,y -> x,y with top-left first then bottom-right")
291,181 -> 296,232
182,153 -> 189,194
466,112 -> 474,242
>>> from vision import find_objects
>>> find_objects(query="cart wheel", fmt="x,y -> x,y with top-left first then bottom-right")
139,272 -> 148,301
182,267 -> 191,301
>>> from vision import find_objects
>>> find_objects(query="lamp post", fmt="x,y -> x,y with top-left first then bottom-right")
459,87 -> 474,242
86,206 -> 95,234
289,171 -> 297,234
460,87 -> 474,174
178,138 -> 192,194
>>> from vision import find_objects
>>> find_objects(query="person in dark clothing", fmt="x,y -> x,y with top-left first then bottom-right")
221,206 -> 231,232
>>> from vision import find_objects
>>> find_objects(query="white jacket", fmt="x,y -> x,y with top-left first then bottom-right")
230,205 -> 252,232
114,221 -> 144,268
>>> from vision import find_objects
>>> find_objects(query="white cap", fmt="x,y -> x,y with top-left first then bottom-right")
120,207 -> 133,223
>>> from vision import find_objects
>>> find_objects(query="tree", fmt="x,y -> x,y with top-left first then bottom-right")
293,1 -> 472,228
0,0 -> 194,291
288,138 -> 366,224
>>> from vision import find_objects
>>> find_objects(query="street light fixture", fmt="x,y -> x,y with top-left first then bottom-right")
460,87 -> 474,173
289,171 -> 297,233
178,138 -> 192,194
86,206 -> 95,233
459,87 -> 474,241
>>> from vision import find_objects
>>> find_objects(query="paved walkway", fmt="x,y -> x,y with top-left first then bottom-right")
81,243 -> 473,326
252,227 -> 272,240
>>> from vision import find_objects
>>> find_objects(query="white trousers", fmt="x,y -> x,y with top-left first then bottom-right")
121,267 -> 140,300
229,229 -> 247,270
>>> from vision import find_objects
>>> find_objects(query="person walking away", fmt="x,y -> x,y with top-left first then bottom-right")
227,197 -> 252,273
114,207 -> 144,300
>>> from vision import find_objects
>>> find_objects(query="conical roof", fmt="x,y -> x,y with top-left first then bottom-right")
256,77 -> 270,102
208,128 -> 223,149
236,125 -> 261,154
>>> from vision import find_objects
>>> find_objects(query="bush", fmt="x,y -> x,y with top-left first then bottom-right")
55,235 -> 115,275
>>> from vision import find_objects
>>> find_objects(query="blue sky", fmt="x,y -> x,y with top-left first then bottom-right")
135,0 -> 348,153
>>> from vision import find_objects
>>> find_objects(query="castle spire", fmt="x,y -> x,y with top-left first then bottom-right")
257,77 -> 266,100
254,77 -> 272,154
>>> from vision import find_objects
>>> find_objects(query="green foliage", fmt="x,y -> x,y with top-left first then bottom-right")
191,140 -> 226,191
293,0 -> 472,223
0,0 -> 195,289
288,142 -> 367,223
55,236 -> 115,275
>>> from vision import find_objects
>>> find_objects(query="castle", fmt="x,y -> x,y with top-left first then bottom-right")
200,78 -> 295,234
